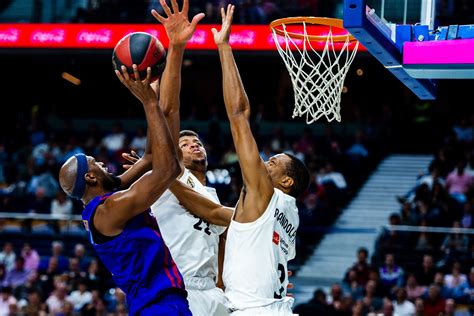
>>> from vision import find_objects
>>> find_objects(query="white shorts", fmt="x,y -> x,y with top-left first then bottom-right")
229,297 -> 295,316
187,287 -> 229,316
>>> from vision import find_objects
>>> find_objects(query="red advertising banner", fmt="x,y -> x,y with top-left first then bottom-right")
0,24 -> 362,51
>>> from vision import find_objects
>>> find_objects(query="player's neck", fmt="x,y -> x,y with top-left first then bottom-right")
189,169 -> 206,185
82,187 -> 108,205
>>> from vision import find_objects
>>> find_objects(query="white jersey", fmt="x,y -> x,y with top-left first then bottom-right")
151,168 -> 226,289
223,188 -> 298,311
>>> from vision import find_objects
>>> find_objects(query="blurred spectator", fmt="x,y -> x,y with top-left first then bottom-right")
28,187 -> 51,214
440,221 -> 469,266
67,258 -> 87,287
453,118 -> 473,143
86,259 -> 101,289
46,282 -> 70,314
317,162 -> 347,190
21,243 -> 40,272
73,244 -> 91,272
423,284 -> 446,316
414,298 -> 424,316
129,127 -> 147,156
20,289 -> 47,315
379,254 -> 404,290
0,286 -> 17,316
284,142 -> 305,163
344,247 -> 371,287
259,143 -> 274,161
50,191 -> 73,218
27,168 -> 59,199
415,254 -> 437,286
3,257 -> 31,288
101,122 -> 126,153
453,267 -> 474,305
445,160 -> 474,203
0,264 -> 5,284
0,242 -> 16,271
361,280 -> 383,313
293,288 -> 333,315
444,262 -> 467,290
106,287 -> 127,313
393,288 -> 415,316
50,241 -> 69,273
406,273 -> 426,301
67,279 -> 92,312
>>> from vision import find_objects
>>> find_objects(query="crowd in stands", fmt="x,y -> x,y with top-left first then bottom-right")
295,119 -> 474,315
0,102 -> 383,314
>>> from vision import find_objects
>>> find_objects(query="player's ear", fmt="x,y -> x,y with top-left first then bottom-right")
84,172 -> 97,185
280,176 -> 294,191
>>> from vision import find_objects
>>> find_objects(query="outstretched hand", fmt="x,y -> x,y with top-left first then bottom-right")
212,4 -> 234,46
151,0 -> 205,46
122,151 -> 141,170
115,65 -> 158,105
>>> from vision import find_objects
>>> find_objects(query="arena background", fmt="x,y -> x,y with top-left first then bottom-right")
0,0 -> 473,315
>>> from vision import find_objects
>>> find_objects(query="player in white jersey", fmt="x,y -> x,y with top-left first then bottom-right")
134,1 -> 228,315
168,5 -> 310,315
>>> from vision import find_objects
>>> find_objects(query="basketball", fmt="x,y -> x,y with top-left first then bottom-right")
112,32 -> 166,80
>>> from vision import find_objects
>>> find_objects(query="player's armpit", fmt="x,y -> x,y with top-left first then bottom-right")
170,180 -> 233,227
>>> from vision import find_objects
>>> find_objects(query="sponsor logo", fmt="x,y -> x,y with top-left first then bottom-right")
273,231 -> 280,245
186,176 -> 195,188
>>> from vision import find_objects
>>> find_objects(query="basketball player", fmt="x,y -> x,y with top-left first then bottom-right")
169,5 -> 311,315
148,1 -> 229,315
58,67 -> 191,315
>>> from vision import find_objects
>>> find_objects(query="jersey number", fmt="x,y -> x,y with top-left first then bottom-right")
193,216 -> 211,236
274,263 -> 286,299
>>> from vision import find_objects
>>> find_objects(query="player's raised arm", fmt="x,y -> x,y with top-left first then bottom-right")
152,0 -> 204,161
169,180 -> 233,226
213,5 -> 274,221
96,66 -> 180,234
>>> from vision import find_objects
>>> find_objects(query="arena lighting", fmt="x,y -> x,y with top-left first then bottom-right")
0,24 -> 365,51
61,72 -> 81,85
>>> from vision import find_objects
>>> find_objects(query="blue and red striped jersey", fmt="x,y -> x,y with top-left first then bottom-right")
82,192 -> 185,315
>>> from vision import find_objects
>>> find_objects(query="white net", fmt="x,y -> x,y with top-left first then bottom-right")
272,22 -> 359,123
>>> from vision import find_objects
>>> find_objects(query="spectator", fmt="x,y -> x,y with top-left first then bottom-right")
129,127 -> 147,156
293,288 -> 333,315
50,241 -> 69,273
453,118 -> 473,143
344,247 -> 371,287
101,122 -> 126,153
414,298 -> 424,316
0,264 -> 5,284
393,288 -> 415,316
21,289 -> 47,316
444,262 -> 467,289
379,253 -> 404,291
50,191 -> 73,218
46,282 -> 70,314
423,284 -> 446,316
361,280 -> 383,313
73,244 -> 91,272
106,287 -> 127,313
67,257 -> 87,287
415,254 -> 437,286
317,162 -> 347,190
28,187 -> 51,214
0,286 -> 17,316
433,272 -> 453,298
453,267 -> 474,305
445,160 -> 474,203
440,221 -> 470,265
328,283 -> 343,306
21,243 -> 40,272
3,257 -> 31,288
67,279 -> 92,312
406,273 -> 426,301
0,243 -> 16,272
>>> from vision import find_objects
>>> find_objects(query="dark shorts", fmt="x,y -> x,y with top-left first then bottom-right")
137,292 -> 191,316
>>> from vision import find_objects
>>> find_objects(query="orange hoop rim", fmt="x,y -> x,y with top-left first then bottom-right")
269,17 -> 357,42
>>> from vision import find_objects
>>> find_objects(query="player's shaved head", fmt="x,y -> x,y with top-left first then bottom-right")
59,155 -> 80,196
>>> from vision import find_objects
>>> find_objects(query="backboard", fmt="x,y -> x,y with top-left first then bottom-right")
343,0 -> 474,100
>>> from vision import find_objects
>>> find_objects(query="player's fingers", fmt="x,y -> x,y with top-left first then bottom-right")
121,66 -> 131,81
144,67 -> 152,84
160,0 -> 173,17
287,270 -> 293,277
287,283 -> 294,289
228,5 -> 235,23
211,28 -> 218,36
220,7 -> 225,22
182,0 -> 189,15
115,70 -> 125,84
132,64 -> 141,81
190,13 -> 205,29
151,9 -> 166,23
123,164 -> 132,170
170,0 -> 179,14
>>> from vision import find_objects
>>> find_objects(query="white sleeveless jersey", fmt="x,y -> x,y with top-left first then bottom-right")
151,168 -> 226,289
223,188 -> 298,310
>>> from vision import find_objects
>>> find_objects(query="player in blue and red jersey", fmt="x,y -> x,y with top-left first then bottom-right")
58,65 -> 189,314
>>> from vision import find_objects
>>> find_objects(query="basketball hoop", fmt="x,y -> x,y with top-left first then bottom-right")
270,17 -> 359,123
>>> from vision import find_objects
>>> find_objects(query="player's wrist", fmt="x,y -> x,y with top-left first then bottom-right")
217,42 -> 231,50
